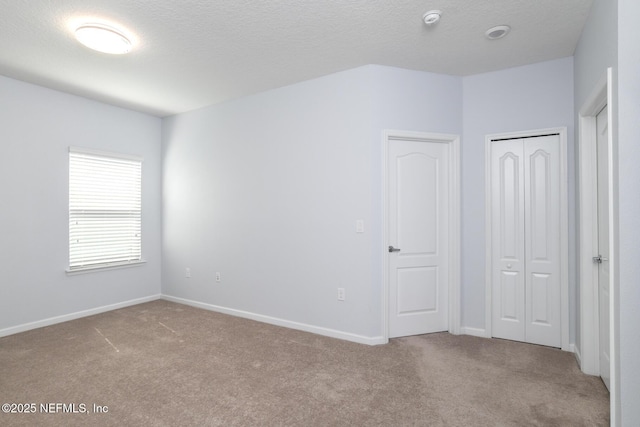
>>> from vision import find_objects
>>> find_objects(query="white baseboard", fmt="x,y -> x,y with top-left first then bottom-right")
0,294 -> 162,338
161,294 -> 386,346
573,344 -> 582,365
460,326 -> 487,338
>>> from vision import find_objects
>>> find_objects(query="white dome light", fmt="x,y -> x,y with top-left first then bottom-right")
75,24 -> 132,54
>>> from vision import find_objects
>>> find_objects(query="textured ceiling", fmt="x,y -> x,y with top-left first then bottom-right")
0,0 -> 594,117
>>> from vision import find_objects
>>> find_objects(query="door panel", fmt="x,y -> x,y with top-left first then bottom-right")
596,105 -> 611,390
500,271 -> 520,320
524,136 -> 561,347
389,139 -> 449,338
500,153 -> 521,258
492,141 -> 525,341
397,267 -> 438,314
397,153 -> 438,255
530,273 -> 551,323
529,150 -> 551,260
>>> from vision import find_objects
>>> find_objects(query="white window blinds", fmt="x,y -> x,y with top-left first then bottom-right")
69,147 -> 142,271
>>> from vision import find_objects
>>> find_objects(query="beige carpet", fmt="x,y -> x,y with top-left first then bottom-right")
0,300 -> 609,426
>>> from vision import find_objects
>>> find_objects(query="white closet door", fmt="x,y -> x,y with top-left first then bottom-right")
523,135 -> 561,347
491,140 -> 526,342
491,134 -> 562,347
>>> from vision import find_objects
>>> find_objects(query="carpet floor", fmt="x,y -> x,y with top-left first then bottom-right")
0,300 -> 609,426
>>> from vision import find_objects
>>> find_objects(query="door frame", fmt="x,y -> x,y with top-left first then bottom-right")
484,127 -> 569,351
577,68 -> 617,422
382,130 -> 461,342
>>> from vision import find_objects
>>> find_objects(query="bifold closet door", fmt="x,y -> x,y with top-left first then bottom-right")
491,135 -> 561,348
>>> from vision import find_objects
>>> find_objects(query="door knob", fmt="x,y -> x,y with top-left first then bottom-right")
388,246 -> 401,253
593,255 -> 608,264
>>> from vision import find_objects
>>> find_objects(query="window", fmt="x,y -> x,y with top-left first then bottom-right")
68,147 -> 143,272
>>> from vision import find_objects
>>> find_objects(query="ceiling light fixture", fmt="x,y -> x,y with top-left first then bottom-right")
485,25 -> 511,40
422,10 -> 442,26
75,23 -> 132,54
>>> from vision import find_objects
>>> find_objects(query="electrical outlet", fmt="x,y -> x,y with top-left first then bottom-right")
337,288 -> 345,301
185,268 -> 191,278
216,272 -> 221,282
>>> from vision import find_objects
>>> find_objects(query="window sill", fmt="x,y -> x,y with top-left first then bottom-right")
66,260 -> 147,275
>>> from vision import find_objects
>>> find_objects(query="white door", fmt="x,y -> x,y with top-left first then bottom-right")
523,136 -> 561,347
388,138 -> 449,338
491,135 -> 562,347
596,105 -> 611,391
490,140 -> 526,341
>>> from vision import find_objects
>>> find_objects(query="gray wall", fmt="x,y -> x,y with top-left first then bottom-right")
162,65 -> 463,342
0,75 -> 162,334
574,0 -> 618,109
617,0 -> 640,423
574,0 -> 640,423
461,58 -> 575,335
572,0 -> 620,420
162,60 -> 577,342
162,66 -> 377,340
